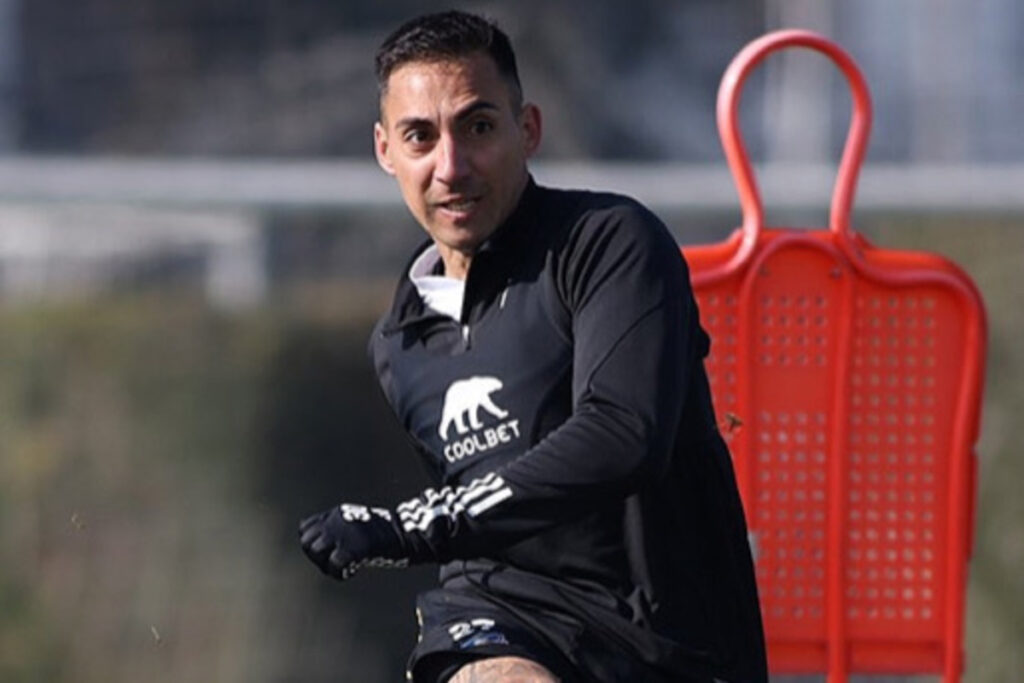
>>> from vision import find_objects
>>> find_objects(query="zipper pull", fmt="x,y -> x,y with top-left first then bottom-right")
499,277 -> 512,310
461,324 -> 471,348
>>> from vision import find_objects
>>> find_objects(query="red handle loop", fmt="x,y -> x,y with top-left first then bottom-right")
717,29 -> 872,243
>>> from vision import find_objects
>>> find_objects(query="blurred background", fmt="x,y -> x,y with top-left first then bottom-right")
0,0 -> 1021,681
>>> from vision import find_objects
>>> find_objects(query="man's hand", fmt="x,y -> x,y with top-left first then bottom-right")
298,503 -> 409,580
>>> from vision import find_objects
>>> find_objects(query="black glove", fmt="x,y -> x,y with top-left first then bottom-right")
298,503 -> 410,580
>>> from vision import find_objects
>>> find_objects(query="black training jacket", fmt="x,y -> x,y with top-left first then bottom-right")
370,179 -> 767,682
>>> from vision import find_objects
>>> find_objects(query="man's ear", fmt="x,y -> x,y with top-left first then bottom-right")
520,103 -> 542,158
374,122 -> 395,175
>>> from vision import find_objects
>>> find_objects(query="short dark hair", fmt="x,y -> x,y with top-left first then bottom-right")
375,10 -> 522,107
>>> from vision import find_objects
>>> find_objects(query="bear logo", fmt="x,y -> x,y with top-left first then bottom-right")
438,376 -> 509,441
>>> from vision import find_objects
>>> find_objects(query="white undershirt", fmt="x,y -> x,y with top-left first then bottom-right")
409,244 -> 465,321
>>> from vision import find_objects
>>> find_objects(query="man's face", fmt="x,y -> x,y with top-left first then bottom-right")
374,53 -> 541,258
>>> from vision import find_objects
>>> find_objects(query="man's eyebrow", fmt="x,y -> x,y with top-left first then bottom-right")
394,100 -> 500,130
454,100 -> 500,121
394,115 -> 433,130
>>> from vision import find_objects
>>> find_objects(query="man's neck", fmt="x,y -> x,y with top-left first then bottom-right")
436,245 -> 473,281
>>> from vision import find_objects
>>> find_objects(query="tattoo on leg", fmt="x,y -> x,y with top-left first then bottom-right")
447,656 -> 560,682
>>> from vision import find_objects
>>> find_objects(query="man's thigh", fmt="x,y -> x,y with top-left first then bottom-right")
447,656 -> 559,682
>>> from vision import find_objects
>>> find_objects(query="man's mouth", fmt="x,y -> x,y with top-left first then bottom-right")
438,197 -> 480,213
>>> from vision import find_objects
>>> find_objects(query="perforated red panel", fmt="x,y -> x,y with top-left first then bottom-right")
690,232 -> 982,677
748,244 -> 844,640
843,288 -> 964,639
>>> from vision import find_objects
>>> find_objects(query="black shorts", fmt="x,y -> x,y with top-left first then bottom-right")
406,586 -> 581,683
406,582 -> 719,683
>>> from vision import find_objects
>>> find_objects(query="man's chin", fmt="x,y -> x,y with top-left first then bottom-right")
433,224 -> 494,252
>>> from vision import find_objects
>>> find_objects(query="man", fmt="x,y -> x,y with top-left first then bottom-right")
299,10 -> 767,683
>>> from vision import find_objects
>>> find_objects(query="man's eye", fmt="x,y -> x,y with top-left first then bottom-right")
469,119 -> 494,135
404,129 -> 432,144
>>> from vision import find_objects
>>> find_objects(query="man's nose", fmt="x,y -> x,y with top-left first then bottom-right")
434,133 -> 470,184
